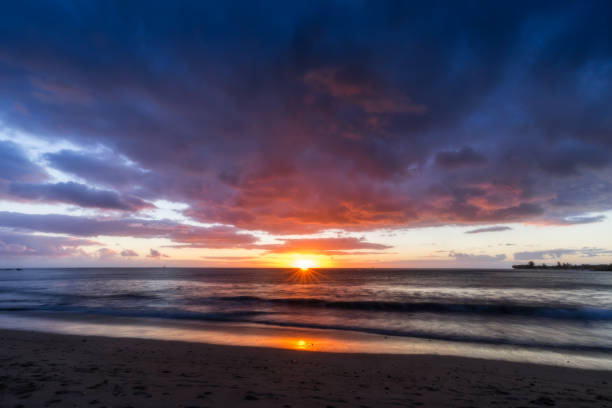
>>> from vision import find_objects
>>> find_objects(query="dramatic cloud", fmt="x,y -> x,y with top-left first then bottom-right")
0,2 -> 611,264
0,211 -> 395,255
465,226 -> 512,234
0,142 -> 150,211
0,211 -> 258,249
120,249 -> 138,257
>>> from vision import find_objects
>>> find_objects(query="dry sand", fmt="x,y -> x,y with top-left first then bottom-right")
1,329 -> 611,407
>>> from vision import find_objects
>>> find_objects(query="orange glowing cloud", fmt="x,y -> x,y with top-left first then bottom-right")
258,237 -> 392,255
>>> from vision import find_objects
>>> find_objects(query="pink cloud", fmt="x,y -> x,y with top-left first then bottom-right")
258,237 -> 392,254
147,248 -> 168,258
304,68 -> 427,114
96,247 -> 117,259
120,249 -> 138,257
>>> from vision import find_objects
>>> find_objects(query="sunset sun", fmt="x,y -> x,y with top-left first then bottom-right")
288,258 -> 324,283
294,259 -> 315,271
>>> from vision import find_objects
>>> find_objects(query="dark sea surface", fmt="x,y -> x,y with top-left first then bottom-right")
1,268 -> 611,366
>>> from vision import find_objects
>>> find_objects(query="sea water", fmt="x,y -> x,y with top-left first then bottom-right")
1,268 -> 611,368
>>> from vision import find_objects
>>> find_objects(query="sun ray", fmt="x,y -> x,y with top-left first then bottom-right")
287,267 -> 324,284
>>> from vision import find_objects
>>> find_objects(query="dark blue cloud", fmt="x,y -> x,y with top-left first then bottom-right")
0,144 -> 153,210
7,181 -> 151,210
435,147 -> 486,169
0,140 -> 46,182
44,149 -> 148,189
538,140 -> 611,176
0,1 -> 610,233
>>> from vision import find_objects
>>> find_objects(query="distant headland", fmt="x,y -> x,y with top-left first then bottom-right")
512,261 -> 612,271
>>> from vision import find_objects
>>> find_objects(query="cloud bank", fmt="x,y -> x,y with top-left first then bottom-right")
0,2 -> 611,262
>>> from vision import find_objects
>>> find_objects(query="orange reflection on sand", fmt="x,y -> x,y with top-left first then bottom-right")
276,337 -> 319,351
3,315 -> 611,369
295,339 -> 317,350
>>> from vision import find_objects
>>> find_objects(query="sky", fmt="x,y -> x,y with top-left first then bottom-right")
1,1 -> 612,268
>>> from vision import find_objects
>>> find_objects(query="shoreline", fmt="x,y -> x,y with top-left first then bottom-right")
1,329 -> 612,407
2,311 -> 612,371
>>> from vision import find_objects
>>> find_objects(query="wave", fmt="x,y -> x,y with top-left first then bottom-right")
0,305 -> 269,321
2,288 -> 612,321
248,319 -> 612,353
90,292 -> 161,300
4,306 -> 612,353
215,296 -> 612,320
0,288 -> 161,301
2,286 -> 612,321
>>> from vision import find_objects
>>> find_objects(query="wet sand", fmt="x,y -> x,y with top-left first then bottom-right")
1,329 -> 611,407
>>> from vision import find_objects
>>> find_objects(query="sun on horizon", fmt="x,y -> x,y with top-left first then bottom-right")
294,259 -> 316,271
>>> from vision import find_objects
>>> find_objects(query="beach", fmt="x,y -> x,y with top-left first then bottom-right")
1,329 -> 611,408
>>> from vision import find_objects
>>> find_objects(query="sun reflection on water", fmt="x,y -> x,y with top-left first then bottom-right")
287,268 -> 324,284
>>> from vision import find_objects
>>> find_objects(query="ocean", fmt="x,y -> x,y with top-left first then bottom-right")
1,267 -> 611,368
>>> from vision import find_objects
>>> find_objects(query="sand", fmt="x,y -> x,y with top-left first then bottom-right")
1,329 -> 611,407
